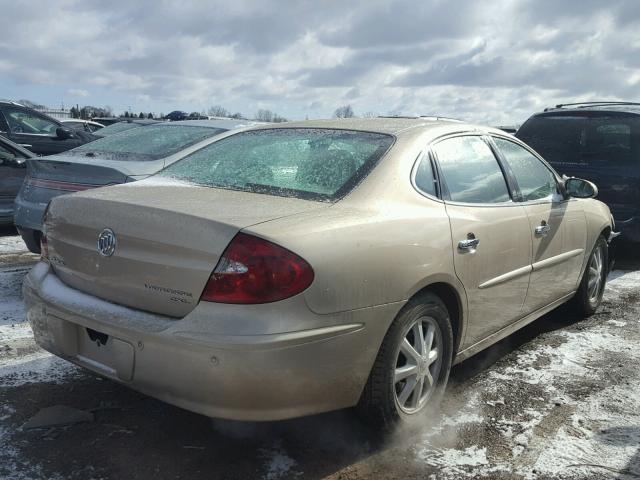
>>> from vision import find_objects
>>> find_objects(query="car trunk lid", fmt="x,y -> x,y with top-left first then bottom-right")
45,180 -> 328,317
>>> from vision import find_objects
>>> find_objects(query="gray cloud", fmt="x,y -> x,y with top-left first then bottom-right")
1,0 -> 639,124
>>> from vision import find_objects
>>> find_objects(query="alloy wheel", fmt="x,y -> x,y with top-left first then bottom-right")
393,316 -> 443,414
588,243 -> 604,304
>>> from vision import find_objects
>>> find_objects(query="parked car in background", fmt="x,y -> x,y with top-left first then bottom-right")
91,117 -> 123,127
165,111 -> 188,121
494,125 -> 518,134
24,118 -> 615,428
517,101 -> 639,243
0,135 -> 33,225
61,119 -> 105,134
15,119 -> 262,252
0,100 -> 99,156
95,119 -> 159,137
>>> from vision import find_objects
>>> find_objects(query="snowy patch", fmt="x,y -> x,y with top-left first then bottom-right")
0,236 -> 27,254
0,350 -> 81,387
0,267 -> 30,326
260,441 -> 298,480
604,269 -> 640,300
533,378 -> 640,478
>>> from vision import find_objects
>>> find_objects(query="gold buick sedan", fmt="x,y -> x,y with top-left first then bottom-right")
24,118 -> 615,428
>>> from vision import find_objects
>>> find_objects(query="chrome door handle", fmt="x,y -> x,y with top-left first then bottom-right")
19,144 -> 32,148
458,234 -> 480,252
535,222 -> 551,237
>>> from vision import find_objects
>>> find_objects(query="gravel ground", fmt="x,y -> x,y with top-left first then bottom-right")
0,230 -> 639,480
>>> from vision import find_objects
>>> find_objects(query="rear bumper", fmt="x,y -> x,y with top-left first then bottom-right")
14,190 -> 52,233
24,262 -> 396,421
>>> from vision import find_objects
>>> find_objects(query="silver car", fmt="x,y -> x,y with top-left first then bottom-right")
14,119 -> 261,252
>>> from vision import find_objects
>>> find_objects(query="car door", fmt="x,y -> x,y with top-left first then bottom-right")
0,140 -> 28,220
491,136 -> 587,312
432,134 -> 532,349
2,107 -> 82,155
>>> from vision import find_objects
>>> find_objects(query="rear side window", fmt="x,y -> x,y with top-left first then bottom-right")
433,136 -> 510,204
414,155 -> 438,197
492,137 -> 558,201
516,114 -> 640,165
71,124 -> 225,160
160,128 -> 394,201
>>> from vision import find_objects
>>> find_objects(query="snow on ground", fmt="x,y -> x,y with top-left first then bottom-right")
0,263 -> 80,387
414,269 -> 640,479
0,236 -> 28,254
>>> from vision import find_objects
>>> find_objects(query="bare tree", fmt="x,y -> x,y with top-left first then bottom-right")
334,104 -> 355,118
256,109 -> 274,122
208,105 -> 229,117
255,109 -> 287,122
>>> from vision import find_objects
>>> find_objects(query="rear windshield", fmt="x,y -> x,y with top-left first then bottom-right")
517,114 -> 640,165
70,124 -> 227,160
97,122 -> 144,136
159,128 -> 394,201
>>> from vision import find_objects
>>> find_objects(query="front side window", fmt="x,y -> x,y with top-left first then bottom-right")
71,124 -> 225,160
493,137 -> 558,202
433,136 -> 510,204
5,108 -> 58,135
159,128 -> 394,201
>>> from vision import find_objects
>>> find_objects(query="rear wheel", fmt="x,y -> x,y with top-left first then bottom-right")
357,292 -> 453,430
569,236 -> 608,316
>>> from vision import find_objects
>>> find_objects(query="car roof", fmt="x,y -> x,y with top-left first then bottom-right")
116,119 -> 159,125
538,102 -> 640,116
161,119 -> 267,129
242,116 -> 500,137
61,119 -> 105,126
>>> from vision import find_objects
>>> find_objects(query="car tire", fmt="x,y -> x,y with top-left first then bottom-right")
569,235 -> 608,317
357,292 -> 453,431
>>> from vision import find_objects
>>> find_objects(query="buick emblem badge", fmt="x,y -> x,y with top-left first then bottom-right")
97,228 -> 117,257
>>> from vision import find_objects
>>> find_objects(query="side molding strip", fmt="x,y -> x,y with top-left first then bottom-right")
478,265 -> 532,289
532,249 -> 584,272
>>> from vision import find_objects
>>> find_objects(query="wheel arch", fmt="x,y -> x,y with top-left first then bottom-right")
408,281 -> 465,356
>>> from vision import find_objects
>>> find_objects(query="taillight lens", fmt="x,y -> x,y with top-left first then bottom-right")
201,233 -> 314,304
40,234 -> 49,262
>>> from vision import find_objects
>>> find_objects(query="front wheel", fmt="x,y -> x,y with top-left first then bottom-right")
357,293 -> 453,430
569,236 -> 608,316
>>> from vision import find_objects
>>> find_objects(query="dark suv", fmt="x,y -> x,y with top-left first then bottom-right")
0,101 -> 98,156
517,102 -> 640,242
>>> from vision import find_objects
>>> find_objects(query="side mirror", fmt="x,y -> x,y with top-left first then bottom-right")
0,156 -> 24,167
565,177 -> 598,199
56,127 -> 75,140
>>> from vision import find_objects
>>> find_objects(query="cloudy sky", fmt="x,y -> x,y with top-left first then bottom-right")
1,0 -> 639,124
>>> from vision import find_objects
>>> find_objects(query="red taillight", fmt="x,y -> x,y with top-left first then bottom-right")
201,233 -> 314,304
40,234 -> 49,261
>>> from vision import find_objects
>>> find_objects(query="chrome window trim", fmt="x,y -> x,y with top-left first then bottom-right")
410,151 -> 444,203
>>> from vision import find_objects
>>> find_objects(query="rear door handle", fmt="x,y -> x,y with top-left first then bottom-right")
535,222 -> 551,237
19,144 -> 32,148
458,234 -> 480,252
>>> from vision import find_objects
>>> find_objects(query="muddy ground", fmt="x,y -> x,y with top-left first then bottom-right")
1,226 -> 639,479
